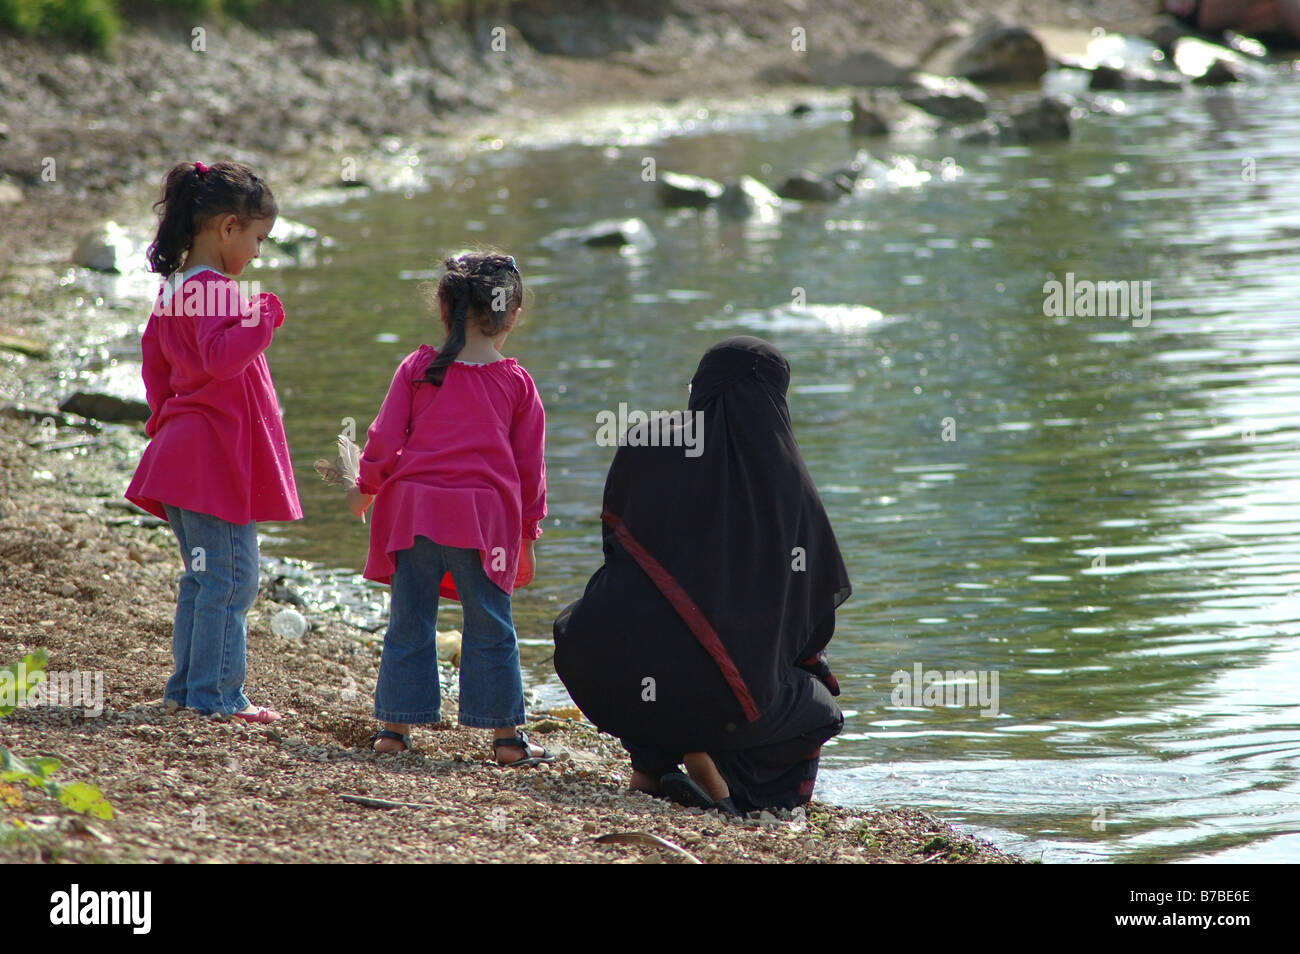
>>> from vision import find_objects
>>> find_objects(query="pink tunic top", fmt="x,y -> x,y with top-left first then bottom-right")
125,267 -> 303,525
358,346 -> 546,599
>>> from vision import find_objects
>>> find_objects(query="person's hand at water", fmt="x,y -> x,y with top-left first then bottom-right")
346,484 -> 374,519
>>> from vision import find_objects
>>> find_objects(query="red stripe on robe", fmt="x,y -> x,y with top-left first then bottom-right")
602,509 -> 761,723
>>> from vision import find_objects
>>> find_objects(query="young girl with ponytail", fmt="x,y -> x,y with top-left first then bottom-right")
126,160 -> 301,723
346,251 -> 551,766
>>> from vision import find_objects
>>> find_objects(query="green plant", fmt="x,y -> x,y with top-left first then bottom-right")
0,650 -> 114,822
0,0 -> 121,47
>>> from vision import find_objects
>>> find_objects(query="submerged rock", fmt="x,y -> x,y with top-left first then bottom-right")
1174,37 -> 1266,85
1089,64 -> 1184,91
1006,96 -> 1073,142
775,171 -> 842,202
58,391 -> 150,423
901,73 -> 990,122
825,152 -> 869,190
850,94 -> 889,136
542,218 -> 656,250
948,96 -> 1072,144
267,217 -> 324,264
658,171 -> 724,208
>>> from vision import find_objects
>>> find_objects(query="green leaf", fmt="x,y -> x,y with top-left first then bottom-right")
57,782 -> 114,820
0,748 -> 61,788
0,649 -> 50,717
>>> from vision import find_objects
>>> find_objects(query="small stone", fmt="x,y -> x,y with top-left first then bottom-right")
270,608 -> 309,640
59,581 -> 78,597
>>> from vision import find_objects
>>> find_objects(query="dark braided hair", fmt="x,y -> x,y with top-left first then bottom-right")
146,161 -> 278,275
423,251 -> 524,386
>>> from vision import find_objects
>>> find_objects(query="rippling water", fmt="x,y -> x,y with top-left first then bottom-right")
251,82 -> 1300,863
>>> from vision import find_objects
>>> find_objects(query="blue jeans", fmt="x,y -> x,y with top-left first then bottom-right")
163,505 -> 259,715
375,536 -> 525,729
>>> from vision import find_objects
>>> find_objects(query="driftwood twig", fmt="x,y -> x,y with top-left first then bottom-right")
594,831 -> 703,864
338,794 -> 449,812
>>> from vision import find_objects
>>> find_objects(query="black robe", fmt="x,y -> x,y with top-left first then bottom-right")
553,337 -> 850,758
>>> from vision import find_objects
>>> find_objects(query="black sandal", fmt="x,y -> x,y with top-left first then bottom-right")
493,729 -> 555,768
370,729 -> 414,753
659,771 -> 741,816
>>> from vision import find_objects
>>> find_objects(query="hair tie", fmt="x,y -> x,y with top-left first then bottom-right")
194,161 -> 208,175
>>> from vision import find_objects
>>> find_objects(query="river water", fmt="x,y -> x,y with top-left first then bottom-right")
146,80 -> 1300,862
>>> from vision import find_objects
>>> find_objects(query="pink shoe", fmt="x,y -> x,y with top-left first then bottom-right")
229,705 -> 282,724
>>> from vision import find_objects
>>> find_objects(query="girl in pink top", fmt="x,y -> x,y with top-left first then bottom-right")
346,251 -> 551,766
125,160 -> 301,723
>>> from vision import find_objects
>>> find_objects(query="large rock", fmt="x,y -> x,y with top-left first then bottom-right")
542,218 -> 656,250
901,73 -> 990,122
718,176 -> 782,220
73,222 -> 133,273
934,24 -> 1049,83
0,180 -> 23,206
58,391 -> 150,423
657,171 -> 724,208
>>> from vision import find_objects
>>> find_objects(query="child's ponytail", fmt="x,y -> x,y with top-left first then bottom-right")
423,252 -> 524,387
425,271 -> 471,386
145,160 -> 279,276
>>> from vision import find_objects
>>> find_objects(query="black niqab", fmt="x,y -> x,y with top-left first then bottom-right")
554,337 -> 850,751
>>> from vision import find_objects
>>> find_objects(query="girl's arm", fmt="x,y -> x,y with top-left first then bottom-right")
356,352 -> 418,496
510,370 -> 547,542
195,283 -> 284,380
140,317 -> 173,439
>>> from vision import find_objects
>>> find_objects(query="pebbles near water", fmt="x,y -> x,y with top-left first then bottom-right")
0,412 -> 1020,863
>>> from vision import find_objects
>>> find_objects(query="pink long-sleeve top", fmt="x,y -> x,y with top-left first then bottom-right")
125,267 -> 303,525
358,345 -> 546,599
